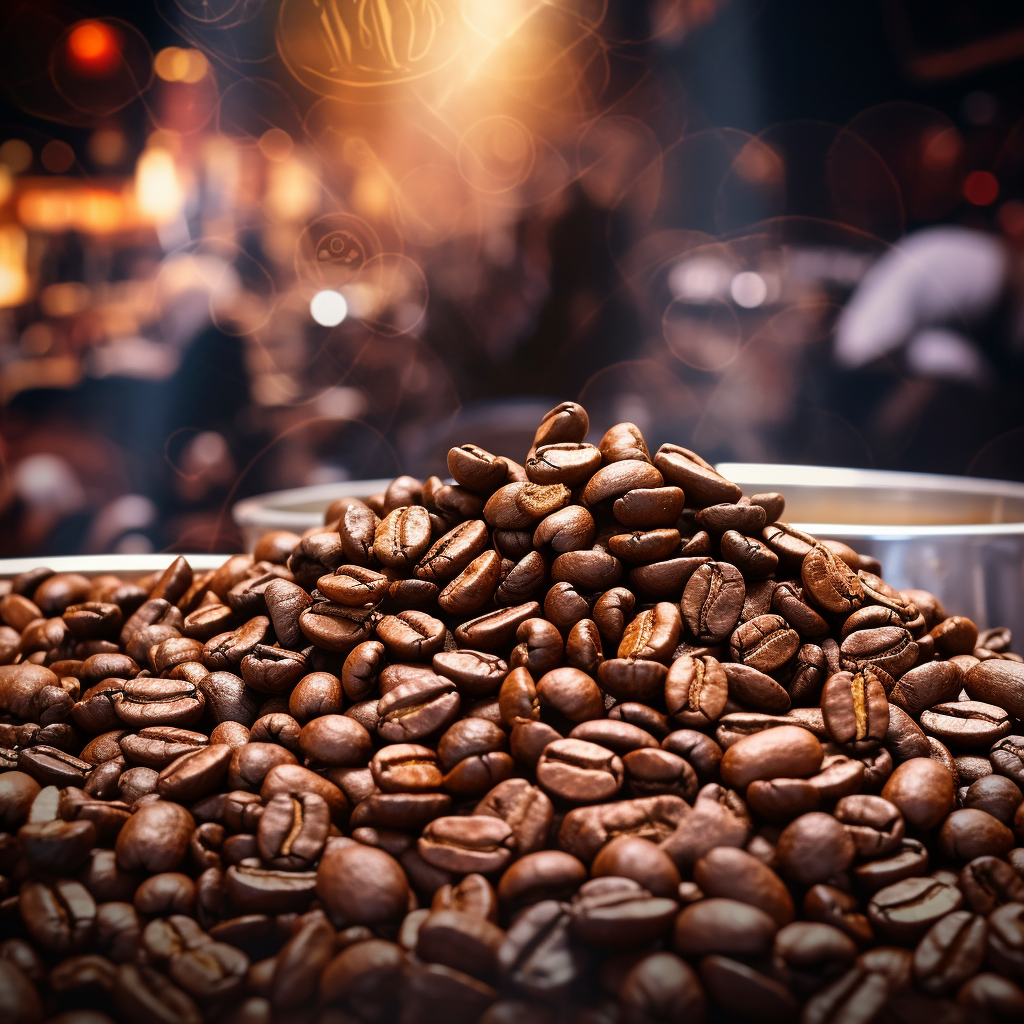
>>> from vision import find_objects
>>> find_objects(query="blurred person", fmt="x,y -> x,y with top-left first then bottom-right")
828,225 -> 1024,478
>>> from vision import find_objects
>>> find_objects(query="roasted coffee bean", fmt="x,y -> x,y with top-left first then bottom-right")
681,562 -> 745,644
773,921 -> 858,997
536,739 -> 624,803
920,701 -> 1011,750
881,757 -> 956,830
665,655 -> 728,727
802,544 -> 865,615
821,669 -> 890,753
840,626 -> 918,678
536,667 -> 604,721
721,725 -> 824,789
776,811 -> 856,886
867,877 -> 963,942
963,774 -> 1022,825
721,662 -> 792,713
729,613 -> 801,673
569,876 -> 676,947
419,815 -> 516,874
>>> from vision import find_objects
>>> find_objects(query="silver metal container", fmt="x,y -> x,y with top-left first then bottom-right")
718,464 -> 1024,640
231,466 -> 1024,639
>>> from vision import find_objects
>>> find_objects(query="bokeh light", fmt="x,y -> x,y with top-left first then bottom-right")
963,170 -> 999,206
0,140 -> 32,174
154,46 -> 208,84
66,20 -> 122,76
40,140 -> 75,174
310,290 -> 349,326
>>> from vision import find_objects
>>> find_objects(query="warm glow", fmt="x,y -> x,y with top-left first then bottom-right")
18,186 -> 132,233
66,21 -> 121,76
154,47 -> 208,84
135,147 -> 184,225
0,225 -> 29,308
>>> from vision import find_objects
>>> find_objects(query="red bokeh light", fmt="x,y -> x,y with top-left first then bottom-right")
66,21 -> 121,76
963,170 -> 999,206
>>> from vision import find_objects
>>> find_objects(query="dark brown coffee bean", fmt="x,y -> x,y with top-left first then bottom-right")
455,602 -> 541,651
536,667 -> 604,721
475,778 -> 553,856
699,954 -> 800,1021
881,757 -> 956,830
559,794 -> 690,863
721,662 -> 792,714
527,442 -> 602,486
316,565 -> 389,607
888,661 -> 962,716
802,543 -> 865,615
653,444 -> 741,506
619,951 -> 706,1024
599,421 -> 650,463
448,445 -> 508,494
536,738 -> 624,803
569,876 -> 677,947
773,921 -> 858,998
666,655 -> 728,727
623,746 -> 697,801
498,899 -> 581,1000
377,672 -> 460,742
630,556 -> 711,599
721,725 -> 824,789
694,845 -> 795,925
373,506 -> 432,569
959,855 -> 1024,915
618,603 -> 681,661
116,800 -> 194,873
920,701 -> 1011,750
19,879 -> 96,955
867,877 -> 963,942
776,811 -> 856,885
607,528 -> 680,564
938,808 -> 1014,861
612,485 -> 686,529
821,669 -> 890,753
834,795 -> 904,858
315,842 -> 408,925
419,815 -> 516,874
840,626 -> 918,679
674,896 -> 777,958
532,505 -> 595,554
729,613 -> 801,672
964,775 -> 1022,825
681,562 -> 745,644
157,744 -> 231,802
956,972 -> 1024,1022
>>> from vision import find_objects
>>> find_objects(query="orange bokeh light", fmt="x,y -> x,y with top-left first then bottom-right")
66,21 -> 121,76
963,170 -> 999,206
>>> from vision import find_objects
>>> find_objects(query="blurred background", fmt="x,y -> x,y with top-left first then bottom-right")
2,0 -> 1024,556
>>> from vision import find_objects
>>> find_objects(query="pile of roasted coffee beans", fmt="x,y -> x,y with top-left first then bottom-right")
4,401 -> 1024,1024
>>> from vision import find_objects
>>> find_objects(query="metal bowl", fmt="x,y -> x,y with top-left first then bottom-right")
231,466 -> 1024,639
718,464 -> 1024,640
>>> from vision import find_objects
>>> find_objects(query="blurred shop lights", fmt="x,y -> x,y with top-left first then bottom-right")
66,20 -> 122,77
0,225 -> 29,308
135,147 -> 184,225
310,289 -> 348,326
